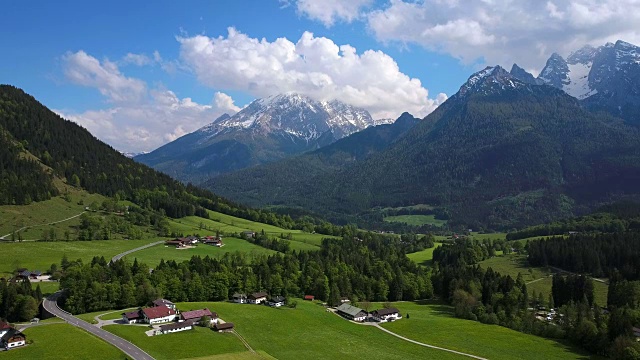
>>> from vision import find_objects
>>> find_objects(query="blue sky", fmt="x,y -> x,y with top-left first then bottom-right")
2,0 -> 639,151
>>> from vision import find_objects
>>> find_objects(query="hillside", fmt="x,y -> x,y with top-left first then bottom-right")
207,67 -> 640,230
136,93 -> 390,183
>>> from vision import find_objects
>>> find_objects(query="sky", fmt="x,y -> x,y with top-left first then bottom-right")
2,0 -> 640,152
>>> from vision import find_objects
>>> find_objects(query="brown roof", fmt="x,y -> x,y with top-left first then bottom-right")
181,308 -> 216,321
215,322 -> 234,330
142,305 -> 176,320
304,295 -> 315,300
249,292 -> 268,299
0,321 -> 11,330
123,310 -> 142,320
372,308 -> 399,317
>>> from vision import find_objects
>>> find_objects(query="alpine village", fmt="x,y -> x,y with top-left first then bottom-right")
3,2 -> 640,360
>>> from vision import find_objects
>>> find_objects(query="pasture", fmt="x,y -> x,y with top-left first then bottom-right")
381,301 -> 597,360
406,242 -> 443,266
127,237 -> 277,265
104,324 -> 248,360
0,239 -> 160,277
383,214 -> 447,227
1,323 -> 125,360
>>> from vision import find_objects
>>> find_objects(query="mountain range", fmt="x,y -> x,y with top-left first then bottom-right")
206,64 -> 640,230
135,93 -> 390,183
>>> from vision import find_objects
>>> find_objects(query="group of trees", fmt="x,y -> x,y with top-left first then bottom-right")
58,232 -> 434,314
527,232 -> 640,279
0,279 -> 42,322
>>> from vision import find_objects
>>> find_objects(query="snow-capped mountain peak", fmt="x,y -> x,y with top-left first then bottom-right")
538,50 -> 595,99
458,66 -> 525,97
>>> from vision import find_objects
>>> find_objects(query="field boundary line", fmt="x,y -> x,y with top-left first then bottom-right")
0,211 -> 86,240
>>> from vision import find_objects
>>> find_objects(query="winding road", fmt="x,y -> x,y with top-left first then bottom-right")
43,240 -> 164,360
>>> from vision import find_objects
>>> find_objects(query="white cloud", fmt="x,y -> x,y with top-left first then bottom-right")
122,53 -> 152,66
366,0 -> 640,71
292,0 -> 373,26
62,51 -> 147,103
59,51 -> 240,152
178,28 -> 445,119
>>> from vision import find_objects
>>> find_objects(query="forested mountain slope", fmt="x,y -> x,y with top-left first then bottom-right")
208,67 -> 640,230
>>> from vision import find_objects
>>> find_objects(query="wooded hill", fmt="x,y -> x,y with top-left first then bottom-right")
208,69 -> 640,231
0,85 -> 329,232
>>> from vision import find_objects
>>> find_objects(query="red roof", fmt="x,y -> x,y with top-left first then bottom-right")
142,305 -> 176,320
123,310 -> 142,320
304,295 -> 315,300
0,321 -> 11,330
181,308 -> 216,321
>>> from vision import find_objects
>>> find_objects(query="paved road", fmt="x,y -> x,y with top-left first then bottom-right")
0,211 -> 86,240
110,240 -> 164,263
43,293 -> 155,360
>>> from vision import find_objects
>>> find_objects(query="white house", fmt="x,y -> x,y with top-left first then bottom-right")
371,308 -> 401,322
1,329 -> 26,350
268,296 -> 286,307
155,321 -> 193,335
152,298 -> 177,310
180,308 -> 218,324
122,310 -> 144,324
336,303 -> 368,322
233,293 -> 247,304
142,305 -> 177,324
248,292 -> 268,304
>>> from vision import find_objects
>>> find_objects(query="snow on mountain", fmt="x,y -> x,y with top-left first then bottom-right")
458,66 -> 526,97
196,93 -> 376,141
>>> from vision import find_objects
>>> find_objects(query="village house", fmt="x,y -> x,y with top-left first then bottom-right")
371,308 -> 401,322
0,322 -> 11,338
15,270 -> 42,281
165,238 -> 190,248
186,236 -> 199,244
336,303 -> 368,322
180,308 -> 218,324
233,293 -> 247,304
152,298 -> 177,310
304,295 -> 315,301
142,305 -> 177,324
248,292 -> 268,305
203,238 -> 223,247
1,328 -> 26,350
214,322 -> 234,332
267,296 -> 286,307
121,310 -> 144,324
242,231 -> 256,238
155,321 -> 194,336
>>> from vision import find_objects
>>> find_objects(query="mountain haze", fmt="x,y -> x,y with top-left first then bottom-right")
135,93 -> 389,183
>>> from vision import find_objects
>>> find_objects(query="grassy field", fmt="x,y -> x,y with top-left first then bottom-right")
381,301 -> 597,360
104,324 -> 248,360
406,242 -> 443,266
127,237 -> 278,266
176,300 -> 465,360
31,281 -> 60,295
0,239 -> 161,277
479,254 -> 608,306
1,323 -> 125,360
383,215 -> 447,227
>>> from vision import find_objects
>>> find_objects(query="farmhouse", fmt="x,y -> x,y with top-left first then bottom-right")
371,308 -> 401,322
15,270 -> 42,281
248,292 -> 268,304
268,296 -> 286,307
214,322 -> 234,332
122,310 -> 144,324
142,305 -> 177,324
0,322 -> 11,337
165,238 -> 190,248
203,238 -> 223,247
155,321 -> 194,335
1,329 -> 26,350
242,231 -> 256,238
336,303 -> 368,322
152,298 -> 177,310
180,308 -> 217,324
233,293 -> 247,304
304,295 -> 315,301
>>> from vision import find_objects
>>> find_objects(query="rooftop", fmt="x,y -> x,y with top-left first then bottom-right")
181,308 -> 216,320
336,303 -> 366,317
142,305 -> 176,319
373,308 -> 400,316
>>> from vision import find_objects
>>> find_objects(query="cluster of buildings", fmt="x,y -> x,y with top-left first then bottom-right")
165,235 -> 225,248
335,303 -> 402,323
0,321 -> 26,351
232,292 -> 286,307
121,298 -> 234,335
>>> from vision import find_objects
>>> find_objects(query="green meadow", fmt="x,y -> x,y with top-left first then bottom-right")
381,301 -> 598,360
384,214 -> 448,227
1,323 -> 125,360
406,242 -> 443,266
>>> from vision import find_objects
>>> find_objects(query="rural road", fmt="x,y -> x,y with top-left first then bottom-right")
110,240 -> 165,263
43,292 -> 155,360
549,266 -> 608,284
0,211 -> 86,240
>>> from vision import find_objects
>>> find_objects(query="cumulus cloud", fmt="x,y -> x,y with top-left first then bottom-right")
62,50 -> 147,103
59,51 -> 240,152
366,0 -> 640,71
122,53 -> 152,66
292,0 -> 373,26
178,28 -> 445,119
